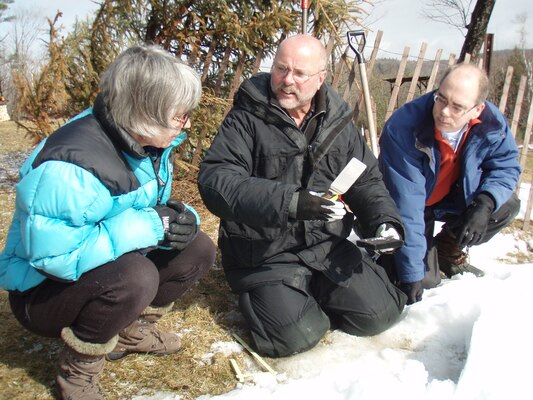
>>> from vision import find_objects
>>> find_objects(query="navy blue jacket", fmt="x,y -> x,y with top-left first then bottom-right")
379,92 -> 520,283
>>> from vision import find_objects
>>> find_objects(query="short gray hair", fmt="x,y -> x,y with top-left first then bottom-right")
99,44 -> 202,138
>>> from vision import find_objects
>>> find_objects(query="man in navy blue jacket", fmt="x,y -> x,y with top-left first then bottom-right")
379,63 -> 521,304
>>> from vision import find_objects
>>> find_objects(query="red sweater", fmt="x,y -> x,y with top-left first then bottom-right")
426,119 -> 481,206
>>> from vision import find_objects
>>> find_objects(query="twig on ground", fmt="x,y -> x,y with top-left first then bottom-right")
232,333 -> 277,375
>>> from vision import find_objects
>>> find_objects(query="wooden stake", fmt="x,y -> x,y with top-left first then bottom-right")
230,358 -> 245,383
232,333 -> 277,375
499,65 -> 514,113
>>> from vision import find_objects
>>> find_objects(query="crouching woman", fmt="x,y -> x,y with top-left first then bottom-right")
0,44 -> 216,399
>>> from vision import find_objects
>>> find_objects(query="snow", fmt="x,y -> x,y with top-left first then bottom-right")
134,185 -> 533,400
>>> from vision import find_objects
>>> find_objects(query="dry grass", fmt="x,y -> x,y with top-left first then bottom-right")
0,120 -> 263,400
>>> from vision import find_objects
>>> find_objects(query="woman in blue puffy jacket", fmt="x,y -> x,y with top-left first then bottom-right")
0,44 -> 216,399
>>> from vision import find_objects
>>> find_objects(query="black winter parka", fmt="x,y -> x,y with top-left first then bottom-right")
198,73 -> 403,292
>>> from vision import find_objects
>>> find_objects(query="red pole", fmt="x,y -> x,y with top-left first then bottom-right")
301,0 -> 309,34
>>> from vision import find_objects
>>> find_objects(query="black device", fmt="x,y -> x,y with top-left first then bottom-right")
356,237 -> 404,251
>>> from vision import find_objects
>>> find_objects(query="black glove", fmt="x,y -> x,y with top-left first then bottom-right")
296,190 -> 335,221
155,200 -> 198,250
398,280 -> 423,305
455,193 -> 495,247
154,204 -> 180,234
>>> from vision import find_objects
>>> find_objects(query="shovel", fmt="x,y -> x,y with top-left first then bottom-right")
347,31 -> 379,157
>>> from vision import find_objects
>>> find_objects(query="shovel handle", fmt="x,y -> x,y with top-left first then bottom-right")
347,31 -> 366,64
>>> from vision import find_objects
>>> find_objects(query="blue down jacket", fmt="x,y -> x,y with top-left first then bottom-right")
379,92 -> 521,283
0,95 -> 196,293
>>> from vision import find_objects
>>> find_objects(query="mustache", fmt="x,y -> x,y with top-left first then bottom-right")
274,84 -> 297,94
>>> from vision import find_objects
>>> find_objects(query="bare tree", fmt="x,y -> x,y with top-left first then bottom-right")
0,0 -> 15,96
422,0 -> 474,35
459,0 -> 495,61
422,0 -> 496,61
1,5 -> 46,118
514,12 -> 532,97
0,0 -> 15,44
9,6 -> 43,66
0,0 -> 15,22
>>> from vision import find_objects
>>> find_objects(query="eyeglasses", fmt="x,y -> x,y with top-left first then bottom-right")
272,63 -> 324,84
433,93 -> 478,117
172,113 -> 190,125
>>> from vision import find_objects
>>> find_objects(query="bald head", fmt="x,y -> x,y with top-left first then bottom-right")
274,35 -> 328,70
439,63 -> 489,104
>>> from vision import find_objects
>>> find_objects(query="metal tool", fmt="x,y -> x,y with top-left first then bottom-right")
328,157 -> 367,198
347,30 -> 379,156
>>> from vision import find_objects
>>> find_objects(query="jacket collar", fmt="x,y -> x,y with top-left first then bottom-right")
266,83 -> 327,119
93,94 -> 149,159
409,91 -> 505,146
236,72 -> 349,125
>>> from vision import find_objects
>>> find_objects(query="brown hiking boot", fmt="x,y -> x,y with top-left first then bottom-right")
439,251 -> 485,278
57,327 -> 118,400
435,229 -> 485,278
106,303 -> 181,361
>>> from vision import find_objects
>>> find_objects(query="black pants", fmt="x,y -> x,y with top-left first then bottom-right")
8,231 -> 216,344
238,253 -> 407,358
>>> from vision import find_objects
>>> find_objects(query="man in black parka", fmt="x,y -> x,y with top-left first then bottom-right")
198,35 -> 407,357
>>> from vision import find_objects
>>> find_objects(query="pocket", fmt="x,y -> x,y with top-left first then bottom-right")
253,153 -> 289,180
297,239 -> 361,287
219,234 -> 255,269
323,214 -> 353,238
325,150 -> 349,178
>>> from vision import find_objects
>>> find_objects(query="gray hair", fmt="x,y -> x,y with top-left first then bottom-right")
99,44 -> 202,138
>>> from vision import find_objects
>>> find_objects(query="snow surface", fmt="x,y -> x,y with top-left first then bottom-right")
133,184 -> 533,400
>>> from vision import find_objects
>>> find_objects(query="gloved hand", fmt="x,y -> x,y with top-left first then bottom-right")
456,193 -> 495,247
296,190 -> 335,221
323,199 -> 347,221
398,280 -> 423,305
154,204 -> 180,234
375,223 -> 402,254
155,200 -> 198,250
